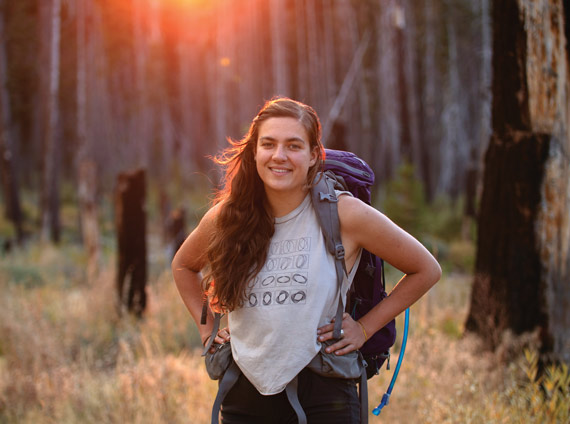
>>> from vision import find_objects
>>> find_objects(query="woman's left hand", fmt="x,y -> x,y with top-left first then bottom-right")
316,312 -> 367,356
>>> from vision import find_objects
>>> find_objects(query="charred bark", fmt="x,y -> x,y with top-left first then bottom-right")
466,0 -> 570,363
165,207 -> 186,261
115,169 -> 147,318
465,132 -> 550,348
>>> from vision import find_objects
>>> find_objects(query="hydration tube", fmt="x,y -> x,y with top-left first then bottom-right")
372,307 -> 410,416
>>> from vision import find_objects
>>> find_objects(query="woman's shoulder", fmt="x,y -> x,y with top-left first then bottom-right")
337,193 -> 369,220
199,201 -> 225,229
336,195 -> 392,244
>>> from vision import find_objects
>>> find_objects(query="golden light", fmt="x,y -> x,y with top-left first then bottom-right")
220,57 -> 231,67
162,0 -> 215,11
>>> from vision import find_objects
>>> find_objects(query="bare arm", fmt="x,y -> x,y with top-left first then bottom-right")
318,195 -> 441,354
171,204 -> 220,346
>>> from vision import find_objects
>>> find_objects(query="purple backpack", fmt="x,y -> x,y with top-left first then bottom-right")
311,149 -> 397,379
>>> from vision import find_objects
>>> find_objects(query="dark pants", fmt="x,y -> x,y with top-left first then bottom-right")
220,367 -> 360,424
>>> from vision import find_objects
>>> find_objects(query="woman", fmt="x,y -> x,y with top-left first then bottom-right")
172,97 -> 441,423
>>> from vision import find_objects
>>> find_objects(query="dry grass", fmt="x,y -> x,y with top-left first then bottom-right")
0,245 -> 568,423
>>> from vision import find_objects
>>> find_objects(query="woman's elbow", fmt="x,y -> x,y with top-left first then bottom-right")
427,259 -> 442,287
171,252 -> 181,274
171,250 -> 189,279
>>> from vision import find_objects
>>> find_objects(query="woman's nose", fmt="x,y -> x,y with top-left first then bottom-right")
272,144 -> 287,161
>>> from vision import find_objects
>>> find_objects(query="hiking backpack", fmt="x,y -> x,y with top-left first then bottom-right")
310,148 -> 397,378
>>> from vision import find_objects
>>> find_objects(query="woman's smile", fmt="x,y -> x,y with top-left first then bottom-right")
269,167 -> 292,174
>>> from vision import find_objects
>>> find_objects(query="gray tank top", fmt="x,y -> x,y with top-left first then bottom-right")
228,192 -> 361,395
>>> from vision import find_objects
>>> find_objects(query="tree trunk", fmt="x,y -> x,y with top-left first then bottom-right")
321,31 -> 370,146
305,0 -> 323,110
76,0 -> 100,278
401,0 -> 422,179
420,0 -> 440,200
270,0 -> 289,96
115,169 -> 147,318
0,4 -> 24,244
322,0 -> 338,110
213,0 -> 231,152
376,0 -> 401,179
87,2 -> 113,174
465,0 -> 570,364
294,0 -> 309,99
395,3 -> 412,161
353,3 -> 372,160
78,160 -> 100,283
437,1 -> 471,197
40,0 -> 62,244
132,0 -> 152,168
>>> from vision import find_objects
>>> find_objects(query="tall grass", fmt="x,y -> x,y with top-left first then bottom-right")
0,178 -> 567,423
0,244 -> 218,423
2,243 -> 567,423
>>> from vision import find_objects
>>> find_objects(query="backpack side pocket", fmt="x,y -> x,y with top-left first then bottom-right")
307,339 -> 365,380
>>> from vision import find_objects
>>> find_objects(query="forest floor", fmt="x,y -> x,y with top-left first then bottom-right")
0,236 -> 567,423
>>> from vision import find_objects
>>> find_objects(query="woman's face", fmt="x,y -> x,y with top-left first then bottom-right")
255,117 -> 317,199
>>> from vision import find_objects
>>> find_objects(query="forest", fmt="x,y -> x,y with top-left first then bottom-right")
0,0 -> 569,423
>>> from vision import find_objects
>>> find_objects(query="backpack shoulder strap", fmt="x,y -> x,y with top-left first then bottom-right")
311,173 -> 346,340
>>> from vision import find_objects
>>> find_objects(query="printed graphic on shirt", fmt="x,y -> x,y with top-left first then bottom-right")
246,237 -> 311,308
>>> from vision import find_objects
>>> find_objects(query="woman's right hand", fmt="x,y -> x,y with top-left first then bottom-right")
204,327 -> 231,353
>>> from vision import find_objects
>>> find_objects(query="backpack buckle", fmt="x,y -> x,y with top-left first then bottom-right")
335,244 -> 345,260
319,192 -> 338,203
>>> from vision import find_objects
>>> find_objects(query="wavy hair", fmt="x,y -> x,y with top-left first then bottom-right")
204,97 -> 324,311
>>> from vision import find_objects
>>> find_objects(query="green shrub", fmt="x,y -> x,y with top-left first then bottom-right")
380,162 -> 468,244
0,264 -> 45,288
440,316 -> 462,339
448,240 -> 476,273
0,216 -> 15,239
381,161 -> 427,237
422,195 -> 465,242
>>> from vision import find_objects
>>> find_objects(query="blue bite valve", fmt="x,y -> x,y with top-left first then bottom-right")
372,393 -> 390,416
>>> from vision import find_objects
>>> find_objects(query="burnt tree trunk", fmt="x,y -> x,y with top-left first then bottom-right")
466,0 -> 570,363
165,207 -> 186,261
115,169 -> 147,318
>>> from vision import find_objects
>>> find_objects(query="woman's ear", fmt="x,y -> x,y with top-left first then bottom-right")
309,146 -> 318,167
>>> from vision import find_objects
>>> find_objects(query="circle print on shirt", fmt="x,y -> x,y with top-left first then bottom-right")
291,290 -> 307,304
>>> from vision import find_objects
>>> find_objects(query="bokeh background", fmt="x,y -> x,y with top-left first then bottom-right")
0,0 -> 569,423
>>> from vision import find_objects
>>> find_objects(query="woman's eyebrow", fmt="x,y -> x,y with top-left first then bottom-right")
258,135 -> 307,143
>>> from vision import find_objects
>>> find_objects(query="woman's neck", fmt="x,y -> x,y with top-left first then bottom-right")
265,188 -> 309,218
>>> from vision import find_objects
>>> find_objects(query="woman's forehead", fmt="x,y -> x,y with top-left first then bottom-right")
257,117 -> 309,141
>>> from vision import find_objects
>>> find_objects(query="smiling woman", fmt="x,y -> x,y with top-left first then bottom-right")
172,97 -> 441,424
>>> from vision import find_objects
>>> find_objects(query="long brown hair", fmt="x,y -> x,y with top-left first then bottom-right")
204,97 -> 324,311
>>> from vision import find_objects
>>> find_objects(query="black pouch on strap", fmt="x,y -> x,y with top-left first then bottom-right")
205,342 -> 233,381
